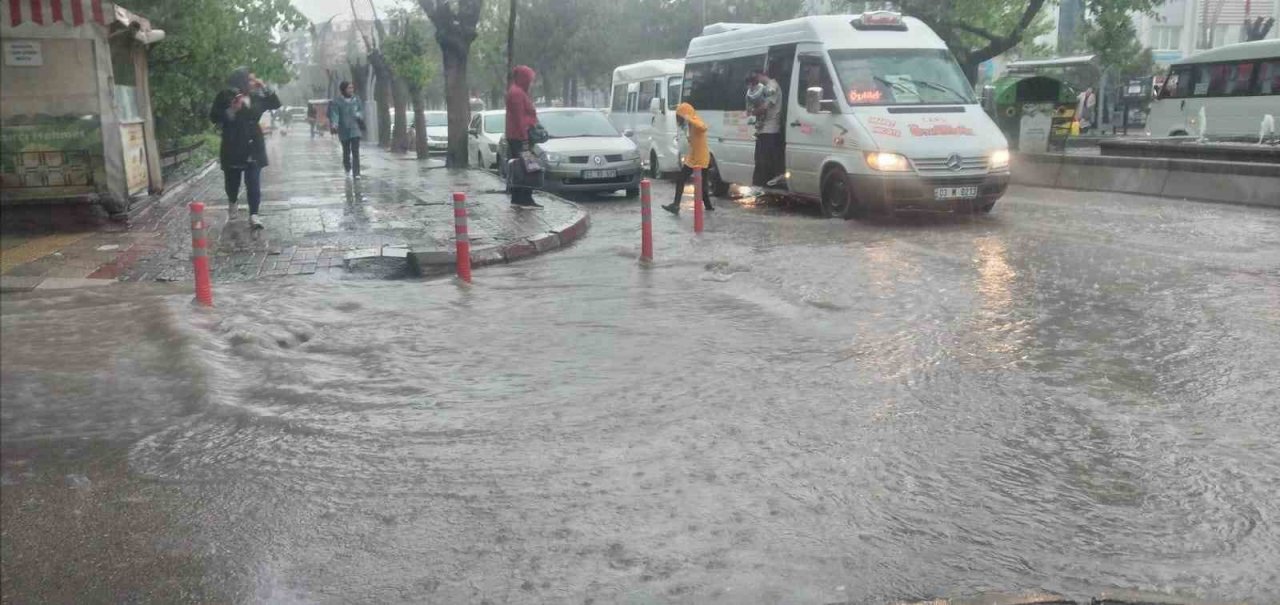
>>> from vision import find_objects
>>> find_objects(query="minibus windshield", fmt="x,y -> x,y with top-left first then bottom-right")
830,48 -> 976,106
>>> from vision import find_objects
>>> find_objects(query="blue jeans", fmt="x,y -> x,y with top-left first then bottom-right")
225,163 -> 262,215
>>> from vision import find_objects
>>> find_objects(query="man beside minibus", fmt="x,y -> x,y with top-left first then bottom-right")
747,69 -> 784,188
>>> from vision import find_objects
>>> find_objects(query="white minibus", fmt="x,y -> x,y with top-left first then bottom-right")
609,59 -> 685,178
1147,39 -> 1280,138
682,12 -> 1011,217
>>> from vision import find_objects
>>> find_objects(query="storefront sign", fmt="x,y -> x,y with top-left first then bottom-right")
1,115 -> 104,199
122,123 -> 148,194
3,41 -> 43,67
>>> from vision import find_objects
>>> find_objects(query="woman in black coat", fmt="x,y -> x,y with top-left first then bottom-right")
209,66 -> 281,228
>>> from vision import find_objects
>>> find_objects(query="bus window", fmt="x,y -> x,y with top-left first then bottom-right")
1162,66 -> 1192,98
638,81 -> 656,111
1258,61 -> 1280,94
611,84 -> 628,111
1224,62 -> 1255,95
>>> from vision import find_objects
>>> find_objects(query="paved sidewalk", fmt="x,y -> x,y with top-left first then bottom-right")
1,134 -> 587,291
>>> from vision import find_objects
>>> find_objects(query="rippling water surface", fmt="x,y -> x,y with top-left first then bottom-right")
3,187 -> 1279,603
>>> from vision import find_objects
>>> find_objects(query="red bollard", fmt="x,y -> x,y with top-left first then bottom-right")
189,202 -> 213,306
640,179 -> 653,262
453,191 -> 472,283
693,168 -> 704,234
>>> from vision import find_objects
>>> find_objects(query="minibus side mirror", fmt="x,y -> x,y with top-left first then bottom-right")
650,97 -> 663,115
805,87 -> 824,114
468,127 -> 478,137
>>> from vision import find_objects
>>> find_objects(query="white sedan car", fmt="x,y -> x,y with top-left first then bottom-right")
423,111 -> 448,152
468,110 -> 505,170
498,108 -> 643,197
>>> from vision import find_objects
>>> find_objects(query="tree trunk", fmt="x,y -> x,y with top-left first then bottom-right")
506,0 -> 517,79
373,69 -> 392,148
412,91 -> 429,159
442,45 -> 471,167
350,63 -> 371,102
392,79 -> 410,153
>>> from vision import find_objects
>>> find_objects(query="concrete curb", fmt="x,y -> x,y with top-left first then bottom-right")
406,199 -> 590,277
1012,153 -> 1280,209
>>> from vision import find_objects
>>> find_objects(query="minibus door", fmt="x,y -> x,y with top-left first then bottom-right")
786,47 -> 842,197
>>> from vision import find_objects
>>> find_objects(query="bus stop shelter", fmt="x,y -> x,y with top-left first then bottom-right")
1,0 -> 165,216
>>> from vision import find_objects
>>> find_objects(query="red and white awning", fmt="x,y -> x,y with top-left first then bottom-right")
3,0 -> 154,29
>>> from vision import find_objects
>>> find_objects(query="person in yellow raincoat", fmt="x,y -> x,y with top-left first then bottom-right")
663,102 -> 715,215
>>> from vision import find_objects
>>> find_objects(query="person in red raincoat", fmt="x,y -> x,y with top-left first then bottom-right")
505,65 -> 541,207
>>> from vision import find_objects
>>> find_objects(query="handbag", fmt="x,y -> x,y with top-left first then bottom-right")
356,117 -> 366,132
507,151 -> 544,188
527,122 -> 550,145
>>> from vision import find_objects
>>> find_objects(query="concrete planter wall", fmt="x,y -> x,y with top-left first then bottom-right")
1011,153 -> 1280,208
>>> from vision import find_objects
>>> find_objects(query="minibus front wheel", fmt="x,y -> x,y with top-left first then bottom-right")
821,166 -> 865,219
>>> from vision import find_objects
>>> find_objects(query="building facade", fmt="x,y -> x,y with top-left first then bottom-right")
1135,0 -> 1280,65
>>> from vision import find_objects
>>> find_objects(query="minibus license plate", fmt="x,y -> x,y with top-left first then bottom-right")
935,186 -> 978,200
583,169 -> 617,180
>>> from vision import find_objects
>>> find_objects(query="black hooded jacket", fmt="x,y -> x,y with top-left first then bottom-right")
209,67 -> 281,169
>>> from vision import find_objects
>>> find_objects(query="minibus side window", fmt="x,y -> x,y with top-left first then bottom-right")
1258,61 -> 1280,94
668,78 -> 683,110
611,84 -> 628,112
796,55 -> 837,112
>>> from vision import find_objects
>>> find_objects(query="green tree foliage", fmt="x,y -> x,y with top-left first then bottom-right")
384,12 -> 440,93
129,0 -> 307,143
863,0 -> 1164,83
1078,0 -> 1160,79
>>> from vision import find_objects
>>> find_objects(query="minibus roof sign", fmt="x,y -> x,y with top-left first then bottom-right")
852,11 -> 907,31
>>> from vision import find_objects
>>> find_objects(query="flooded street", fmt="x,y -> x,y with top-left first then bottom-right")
3,185 -> 1279,604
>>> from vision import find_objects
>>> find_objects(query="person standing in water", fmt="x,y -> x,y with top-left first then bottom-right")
209,66 -> 280,229
663,103 -> 714,215
328,81 -> 364,179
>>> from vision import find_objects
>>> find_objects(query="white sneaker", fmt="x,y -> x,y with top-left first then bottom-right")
250,214 -> 264,229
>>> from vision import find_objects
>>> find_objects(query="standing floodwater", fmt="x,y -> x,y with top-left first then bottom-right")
3,183 -> 1280,604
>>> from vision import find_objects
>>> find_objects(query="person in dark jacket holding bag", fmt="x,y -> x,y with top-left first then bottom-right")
209,66 -> 281,229
505,65 -> 541,208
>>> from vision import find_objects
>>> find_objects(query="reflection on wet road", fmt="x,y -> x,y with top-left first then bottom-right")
3,184 -> 1279,604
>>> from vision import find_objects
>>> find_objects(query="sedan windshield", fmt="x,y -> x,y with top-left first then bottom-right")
483,114 -> 504,133
829,49 -> 976,106
538,110 -> 619,138
425,113 -> 447,127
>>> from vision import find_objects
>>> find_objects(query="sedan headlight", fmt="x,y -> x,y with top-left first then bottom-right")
989,148 -> 1010,170
865,151 -> 910,172
622,149 -> 640,161
541,151 -> 562,165
488,143 -> 498,152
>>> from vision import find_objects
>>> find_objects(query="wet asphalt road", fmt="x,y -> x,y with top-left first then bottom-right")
2,181 -> 1279,604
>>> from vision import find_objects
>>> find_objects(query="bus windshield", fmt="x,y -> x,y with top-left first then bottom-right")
829,49 -> 977,106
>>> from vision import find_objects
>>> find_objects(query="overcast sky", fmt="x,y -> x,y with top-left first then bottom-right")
292,0 -> 404,22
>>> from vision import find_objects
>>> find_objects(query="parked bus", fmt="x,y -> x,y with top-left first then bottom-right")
608,59 -> 685,178
1148,39 -> 1280,138
681,12 -> 1010,217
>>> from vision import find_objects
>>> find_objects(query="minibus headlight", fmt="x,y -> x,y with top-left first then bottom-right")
989,149 -> 1010,170
865,152 -> 910,172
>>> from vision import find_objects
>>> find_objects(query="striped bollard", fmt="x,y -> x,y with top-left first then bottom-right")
189,202 -> 213,306
453,191 -> 472,283
640,179 -> 653,262
693,168 -> 705,234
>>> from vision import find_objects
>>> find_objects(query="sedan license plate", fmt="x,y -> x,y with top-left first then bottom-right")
582,169 -> 617,180
934,186 -> 979,200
